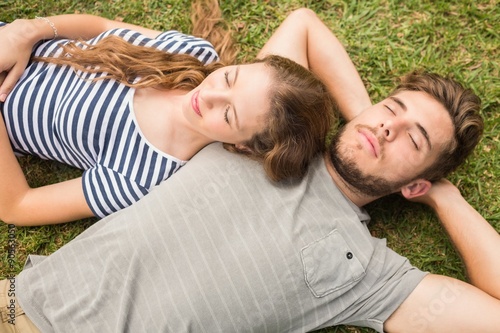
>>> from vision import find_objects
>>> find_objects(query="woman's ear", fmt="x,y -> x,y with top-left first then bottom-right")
400,179 -> 432,199
235,144 -> 254,154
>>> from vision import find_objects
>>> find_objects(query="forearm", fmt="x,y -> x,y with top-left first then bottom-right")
8,15 -> 107,46
0,14 -> 161,100
0,113 -> 31,223
303,10 -> 371,121
0,115 -> 93,225
430,189 -> 500,299
258,8 -> 371,121
14,14 -> 160,44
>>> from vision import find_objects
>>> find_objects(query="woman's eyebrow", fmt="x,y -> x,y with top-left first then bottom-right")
233,65 -> 240,85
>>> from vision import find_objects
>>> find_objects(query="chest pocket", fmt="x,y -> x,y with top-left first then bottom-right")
300,229 -> 366,298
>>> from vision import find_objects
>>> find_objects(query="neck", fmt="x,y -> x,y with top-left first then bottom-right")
134,87 -> 214,160
323,153 -> 380,208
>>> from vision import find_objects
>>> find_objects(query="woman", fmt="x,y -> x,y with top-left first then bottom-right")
0,5 -> 335,226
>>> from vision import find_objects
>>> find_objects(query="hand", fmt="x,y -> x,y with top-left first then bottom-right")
408,178 -> 461,207
0,71 -> 7,92
0,20 -> 37,102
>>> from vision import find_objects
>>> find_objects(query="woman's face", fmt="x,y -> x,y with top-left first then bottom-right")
183,62 -> 273,145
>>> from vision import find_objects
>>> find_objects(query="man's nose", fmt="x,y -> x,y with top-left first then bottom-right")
379,118 -> 404,142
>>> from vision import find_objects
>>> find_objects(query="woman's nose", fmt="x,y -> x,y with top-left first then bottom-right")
200,88 -> 227,109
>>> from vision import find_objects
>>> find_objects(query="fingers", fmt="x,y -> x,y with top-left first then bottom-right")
0,72 -> 7,102
0,66 -> 25,102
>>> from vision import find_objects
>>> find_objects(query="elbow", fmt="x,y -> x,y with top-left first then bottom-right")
0,189 -> 37,226
289,8 -> 319,21
286,8 -> 323,32
1,214 -> 20,227
1,215 -> 17,226
1,219 -> 33,227
0,210 -> 30,227
0,208 -> 12,225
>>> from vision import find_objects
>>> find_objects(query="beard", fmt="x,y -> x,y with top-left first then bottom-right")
329,126 -> 410,197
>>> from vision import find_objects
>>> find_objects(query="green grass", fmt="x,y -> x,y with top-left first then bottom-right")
1,1 -> 499,332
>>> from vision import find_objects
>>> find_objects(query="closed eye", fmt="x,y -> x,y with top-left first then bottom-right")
224,71 -> 230,124
224,106 -> 230,124
409,133 -> 419,150
224,66 -> 240,129
385,105 -> 395,115
385,104 -> 418,149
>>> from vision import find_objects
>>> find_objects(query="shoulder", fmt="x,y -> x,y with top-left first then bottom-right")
149,30 -> 220,64
88,28 -> 219,64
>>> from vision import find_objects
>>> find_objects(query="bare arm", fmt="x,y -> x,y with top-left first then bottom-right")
257,8 -> 371,121
0,114 -> 94,226
34,14 -> 161,40
0,14 -> 161,101
384,180 -> 500,332
414,179 -> 500,298
385,274 -> 500,333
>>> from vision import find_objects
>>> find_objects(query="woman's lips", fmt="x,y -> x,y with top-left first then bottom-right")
192,91 -> 202,117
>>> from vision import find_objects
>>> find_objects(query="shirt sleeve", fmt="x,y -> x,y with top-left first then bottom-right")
103,28 -> 220,65
82,165 -> 149,218
149,30 -> 220,64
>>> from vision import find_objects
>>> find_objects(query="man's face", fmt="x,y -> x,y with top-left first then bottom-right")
330,90 -> 454,197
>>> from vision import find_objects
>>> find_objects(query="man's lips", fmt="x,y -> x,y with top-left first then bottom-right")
192,91 -> 202,117
359,128 -> 379,158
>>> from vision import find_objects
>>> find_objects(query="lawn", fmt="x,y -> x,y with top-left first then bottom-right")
1,0 -> 499,332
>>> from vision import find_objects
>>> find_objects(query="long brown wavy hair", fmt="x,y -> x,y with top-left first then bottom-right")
224,55 -> 335,181
34,0 -> 235,90
191,0 -> 238,65
34,1 -> 335,182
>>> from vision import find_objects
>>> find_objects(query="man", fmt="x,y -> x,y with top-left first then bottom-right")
1,8 -> 499,333
4,143 -> 499,332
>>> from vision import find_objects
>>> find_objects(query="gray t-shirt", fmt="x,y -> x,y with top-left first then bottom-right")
17,143 -> 426,332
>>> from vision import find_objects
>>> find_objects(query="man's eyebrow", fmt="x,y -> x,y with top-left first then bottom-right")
389,96 -> 407,111
417,123 -> 432,150
390,96 -> 432,150
233,66 -> 240,129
